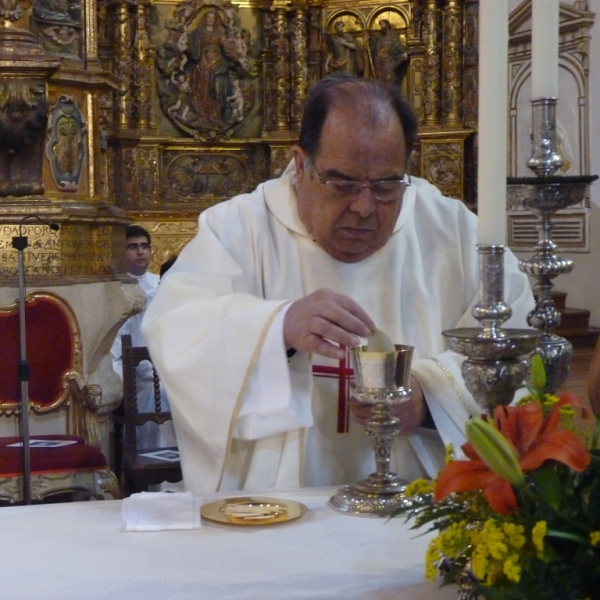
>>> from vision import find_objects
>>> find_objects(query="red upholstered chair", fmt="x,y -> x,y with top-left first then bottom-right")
0,291 -> 119,503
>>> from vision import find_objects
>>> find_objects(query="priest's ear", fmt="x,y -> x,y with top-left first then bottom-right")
292,145 -> 308,186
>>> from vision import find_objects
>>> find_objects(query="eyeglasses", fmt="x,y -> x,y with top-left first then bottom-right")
127,243 -> 151,251
310,168 -> 411,203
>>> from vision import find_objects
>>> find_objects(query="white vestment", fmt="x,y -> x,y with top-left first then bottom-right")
111,271 -> 176,449
143,163 -> 534,496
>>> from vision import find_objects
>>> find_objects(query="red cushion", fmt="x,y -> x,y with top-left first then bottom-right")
0,296 -> 74,408
0,435 -> 106,476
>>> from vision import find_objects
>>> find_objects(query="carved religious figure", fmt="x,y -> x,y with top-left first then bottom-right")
155,0 -> 257,140
0,81 -> 48,196
32,0 -> 82,57
325,20 -> 364,77
45,95 -> 86,191
188,10 -> 234,124
367,19 -> 409,87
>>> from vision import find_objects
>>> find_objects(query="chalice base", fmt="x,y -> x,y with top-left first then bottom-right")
329,482 -> 410,517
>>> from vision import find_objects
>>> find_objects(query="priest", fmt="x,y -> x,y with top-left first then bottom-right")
143,74 -> 534,495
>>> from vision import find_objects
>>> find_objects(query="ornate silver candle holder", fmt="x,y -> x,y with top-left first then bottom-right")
443,246 -> 539,414
329,345 -> 414,517
507,98 -> 597,392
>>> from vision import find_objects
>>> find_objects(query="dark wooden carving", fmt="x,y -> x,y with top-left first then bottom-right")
0,26 -> 59,197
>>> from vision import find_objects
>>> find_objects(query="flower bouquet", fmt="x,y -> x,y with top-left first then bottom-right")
398,356 -> 600,599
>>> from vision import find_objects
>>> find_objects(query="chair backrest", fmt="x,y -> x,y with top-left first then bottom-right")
121,334 -> 173,454
0,291 -> 82,415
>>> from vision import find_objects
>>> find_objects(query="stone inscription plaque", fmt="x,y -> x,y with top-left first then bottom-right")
0,224 -> 117,280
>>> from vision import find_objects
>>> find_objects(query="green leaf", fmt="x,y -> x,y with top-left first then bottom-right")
531,465 -> 561,509
530,353 -> 546,392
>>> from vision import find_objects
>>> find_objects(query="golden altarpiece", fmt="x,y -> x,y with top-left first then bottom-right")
0,0 -> 480,459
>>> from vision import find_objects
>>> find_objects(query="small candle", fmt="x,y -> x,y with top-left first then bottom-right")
531,0 -> 559,99
477,0 -> 508,245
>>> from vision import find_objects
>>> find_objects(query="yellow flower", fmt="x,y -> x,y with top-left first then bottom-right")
424,521 -> 470,582
471,545 -> 490,582
404,478 -> 433,497
424,539 -> 441,582
444,444 -> 455,464
590,531 -> 600,547
502,522 -> 526,550
532,521 -> 547,555
503,554 -> 522,583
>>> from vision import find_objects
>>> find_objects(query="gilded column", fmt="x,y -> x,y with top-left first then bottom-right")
307,6 -> 322,93
263,7 -> 291,136
422,0 -> 441,127
132,0 -> 153,130
462,0 -> 478,129
441,0 -> 462,128
113,0 -> 135,130
83,0 -> 99,65
290,8 -> 308,131
261,8 -> 274,135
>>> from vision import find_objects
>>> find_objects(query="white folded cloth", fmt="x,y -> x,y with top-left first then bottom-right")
121,491 -> 202,532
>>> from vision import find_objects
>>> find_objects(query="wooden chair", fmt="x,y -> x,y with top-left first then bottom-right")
120,334 -> 182,496
0,291 -> 119,503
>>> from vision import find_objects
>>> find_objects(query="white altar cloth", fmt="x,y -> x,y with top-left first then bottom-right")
1,487 -> 458,599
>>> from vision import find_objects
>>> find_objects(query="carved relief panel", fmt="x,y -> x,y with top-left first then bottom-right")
155,0 -> 260,141
43,88 -> 91,198
31,0 -> 83,59
417,132 -> 471,202
46,95 -> 87,191
322,6 -> 411,91
112,140 -> 270,212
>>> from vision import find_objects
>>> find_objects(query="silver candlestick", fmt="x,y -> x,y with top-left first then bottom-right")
443,245 -> 539,414
507,98 -> 597,392
329,345 -> 413,517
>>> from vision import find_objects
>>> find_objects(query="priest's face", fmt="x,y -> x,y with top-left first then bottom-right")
293,104 -> 408,263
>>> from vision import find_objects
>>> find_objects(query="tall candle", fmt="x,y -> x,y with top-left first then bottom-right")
531,0 -> 559,99
477,0 -> 508,245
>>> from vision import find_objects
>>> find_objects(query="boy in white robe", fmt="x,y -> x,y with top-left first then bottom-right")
111,226 -> 176,449
143,75 -> 534,495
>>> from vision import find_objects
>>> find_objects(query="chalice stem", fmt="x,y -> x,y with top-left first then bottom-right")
365,403 -> 400,482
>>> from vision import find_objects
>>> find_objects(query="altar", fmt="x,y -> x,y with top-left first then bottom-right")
3,487 -> 457,599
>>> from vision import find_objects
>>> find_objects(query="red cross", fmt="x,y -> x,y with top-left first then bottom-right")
311,346 -> 354,433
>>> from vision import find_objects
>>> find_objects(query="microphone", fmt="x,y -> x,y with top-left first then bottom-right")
19,215 -> 60,235
12,216 -> 60,251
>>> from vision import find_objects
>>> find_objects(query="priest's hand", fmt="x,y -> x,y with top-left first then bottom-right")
283,288 -> 375,360
348,375 -> 426,434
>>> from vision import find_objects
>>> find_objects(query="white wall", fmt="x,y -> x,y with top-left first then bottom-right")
553,0 -> 600,326
510,0 -> 600,326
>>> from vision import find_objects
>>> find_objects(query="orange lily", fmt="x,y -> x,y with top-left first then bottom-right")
434,396 -> 591,515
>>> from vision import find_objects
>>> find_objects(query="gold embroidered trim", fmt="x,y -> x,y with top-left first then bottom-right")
431,358 -> 476,417
217,302 -> 289,491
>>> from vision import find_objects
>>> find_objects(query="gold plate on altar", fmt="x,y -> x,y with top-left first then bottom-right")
200,496 -> 307,526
